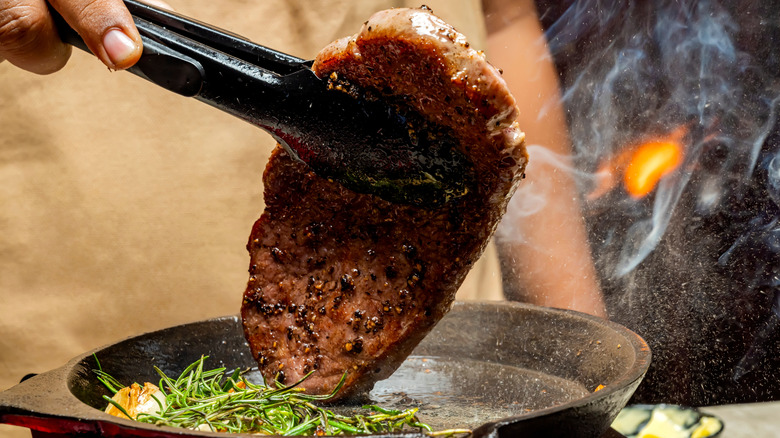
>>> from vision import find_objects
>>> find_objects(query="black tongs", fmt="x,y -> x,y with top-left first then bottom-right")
52,0 -> 470,206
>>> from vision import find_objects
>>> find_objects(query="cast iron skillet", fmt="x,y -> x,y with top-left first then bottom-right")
0,301 -> 649,438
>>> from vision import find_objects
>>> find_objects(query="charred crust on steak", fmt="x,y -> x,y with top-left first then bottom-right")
241,7 -> 527,401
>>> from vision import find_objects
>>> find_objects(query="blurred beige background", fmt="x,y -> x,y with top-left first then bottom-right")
0,1 -> 500,436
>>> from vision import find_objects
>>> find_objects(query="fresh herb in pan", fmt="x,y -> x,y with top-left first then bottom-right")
94,355 -> 470,436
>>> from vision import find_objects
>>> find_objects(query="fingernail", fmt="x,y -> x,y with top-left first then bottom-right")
102,28 -> 137,67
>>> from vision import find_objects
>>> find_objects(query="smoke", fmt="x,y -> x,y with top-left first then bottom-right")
502,144 -> 597,217
524,0 -> 780,403
538,0 -> 780,277
769,149 -> 780,207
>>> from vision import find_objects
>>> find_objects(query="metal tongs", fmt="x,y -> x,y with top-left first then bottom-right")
52,0 -> 469,206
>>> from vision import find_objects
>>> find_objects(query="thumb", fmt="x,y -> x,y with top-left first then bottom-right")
48,0 -> 142,70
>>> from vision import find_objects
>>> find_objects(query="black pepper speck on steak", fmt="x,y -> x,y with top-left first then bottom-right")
241,7 -> 527,400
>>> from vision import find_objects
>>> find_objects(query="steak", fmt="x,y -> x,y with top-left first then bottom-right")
241,6 -> 527,399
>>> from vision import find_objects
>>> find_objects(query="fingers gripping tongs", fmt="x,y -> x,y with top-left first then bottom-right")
52,0 -> 469,206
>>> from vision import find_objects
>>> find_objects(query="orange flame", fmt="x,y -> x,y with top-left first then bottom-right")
587,128 -> 686,200
624,139 -> 683,198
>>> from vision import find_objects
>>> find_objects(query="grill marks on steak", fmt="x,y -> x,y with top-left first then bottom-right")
241,7 -> 527,399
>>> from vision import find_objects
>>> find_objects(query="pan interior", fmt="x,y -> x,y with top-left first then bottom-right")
369,356 -> 587,430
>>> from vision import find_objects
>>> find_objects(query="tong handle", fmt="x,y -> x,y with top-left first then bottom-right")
51,0 -> 309,98
52,7 -> 206,97
50,0 -> 319,126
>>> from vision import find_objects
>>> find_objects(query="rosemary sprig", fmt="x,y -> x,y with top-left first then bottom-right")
94,355 -> 471,436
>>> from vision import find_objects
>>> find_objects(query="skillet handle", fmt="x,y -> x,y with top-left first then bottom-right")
0,368 -> 103,435
50,6 -> 206,97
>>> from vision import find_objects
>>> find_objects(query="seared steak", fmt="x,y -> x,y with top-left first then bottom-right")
241,7 -> 527,399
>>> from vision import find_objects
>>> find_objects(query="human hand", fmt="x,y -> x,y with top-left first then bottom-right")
0,0 -> 146,74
